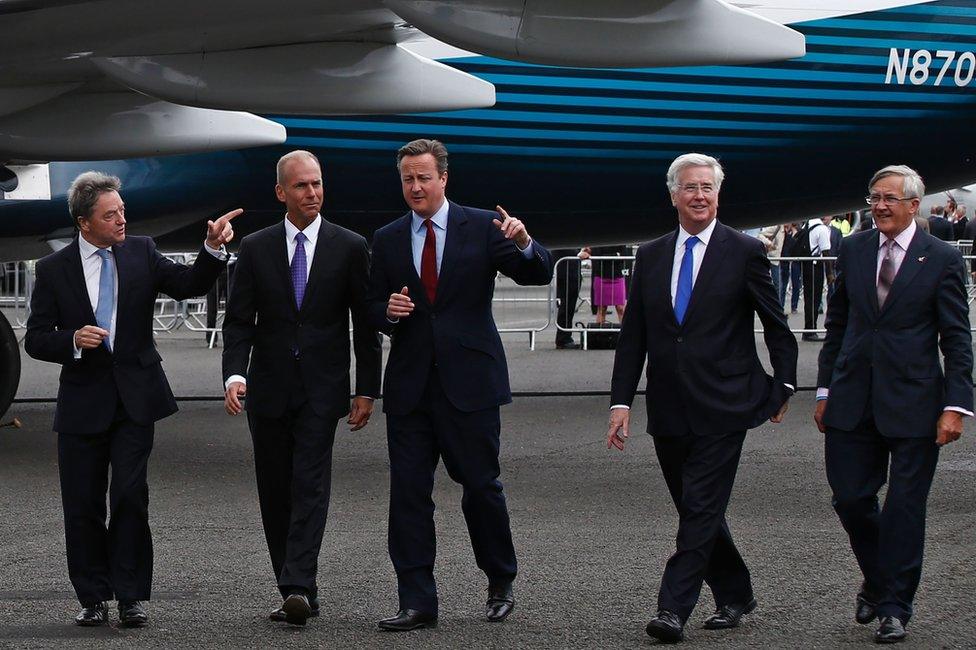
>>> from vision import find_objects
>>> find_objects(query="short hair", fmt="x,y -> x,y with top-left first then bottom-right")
276,150 -> 321,185
868,164 -> 925,199
67,171 -> 121,223
396,139 -> 449,175
936,205 -> 945,216
666,153 -> 725,193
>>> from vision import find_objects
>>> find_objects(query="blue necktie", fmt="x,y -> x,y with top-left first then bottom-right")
94,248 -> 114,350
291,232 -> 308,309
674,236 -> 699,325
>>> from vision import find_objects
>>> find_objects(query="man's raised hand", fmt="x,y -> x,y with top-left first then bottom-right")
492,205 -> 531,250
206,208 -> 243,249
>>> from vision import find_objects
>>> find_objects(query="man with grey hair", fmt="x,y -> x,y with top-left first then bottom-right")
222,149 -> 381,626
815,164 -> 972,643
25,171 -> 238,628
607,153 -> 797,642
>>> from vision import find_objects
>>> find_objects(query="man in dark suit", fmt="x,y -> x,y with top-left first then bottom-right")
607,153 -> 798,643
222,150 -> 381,626
368,139 -> 552,631
815,165 -> 972,644
25,172 -> 235,627
927,205 -> 954,241
952,204 -> 969,241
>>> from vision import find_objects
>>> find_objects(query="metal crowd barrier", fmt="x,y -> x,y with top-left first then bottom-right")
0,260 -> 34,327
552,251 -> 976,347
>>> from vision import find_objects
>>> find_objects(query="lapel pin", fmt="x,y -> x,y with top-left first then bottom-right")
917,256 -> 926,262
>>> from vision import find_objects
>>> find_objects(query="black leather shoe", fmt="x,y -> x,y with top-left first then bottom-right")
281,593 -> 311,626
856,592 -> 879,625
875,616 -> 907,643
556,340 -> 581,350
270,598 -> 320,622
74,602 -> 108,626
646,610 -> 684,643
801,333 -> 826,342
377,608 -> 438,631
702,598 -> 757,630
486,582 -> 515,622
118,601 -> 148,628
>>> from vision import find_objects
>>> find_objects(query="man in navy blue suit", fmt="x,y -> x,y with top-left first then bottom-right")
815,165 -> 973,644
368,139 -> 552,631
25,171 -> 236,627
607,153 -> 797,643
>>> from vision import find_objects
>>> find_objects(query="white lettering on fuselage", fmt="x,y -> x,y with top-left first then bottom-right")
886,48 -> 976,87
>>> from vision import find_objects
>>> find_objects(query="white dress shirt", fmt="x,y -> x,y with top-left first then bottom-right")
670,218 -> 718,306
284,213 -> 321,281
807,218 -> 832,260
76,234 -> 119,352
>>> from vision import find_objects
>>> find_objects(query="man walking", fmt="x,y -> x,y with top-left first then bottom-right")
607,153 -> 797,643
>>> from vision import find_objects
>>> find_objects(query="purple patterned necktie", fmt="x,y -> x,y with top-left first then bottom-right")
291,231 -> 308,309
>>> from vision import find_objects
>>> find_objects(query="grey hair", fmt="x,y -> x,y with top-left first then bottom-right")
396,139 -> 449,175
868,164 -> 925,199
67,171 -> 121,223
276,150 -> 321,185
666,153 -> 725,192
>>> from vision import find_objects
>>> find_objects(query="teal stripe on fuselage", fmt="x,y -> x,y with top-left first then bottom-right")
483,73 -> 967,103
805,33 -> 976,49
276,119 -> 796,146
813,17 -> 976,35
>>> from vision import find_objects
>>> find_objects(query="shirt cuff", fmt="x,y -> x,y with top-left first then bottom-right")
225,375 -> 246,391
610,404 -> 630,410
356,396 -> 376,401
784,383 -> 795,392
516,238 -> 534,257
386,317 -> 399,324
944,406 -> 974,417
72,338 -> 82,359
816,387 -> 829,400
204,242 -> 228,260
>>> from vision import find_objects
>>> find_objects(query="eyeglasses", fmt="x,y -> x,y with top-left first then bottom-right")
680,183 -> 716,195
865,194 -> 916,206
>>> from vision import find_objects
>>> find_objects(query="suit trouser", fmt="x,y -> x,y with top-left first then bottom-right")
824,424 -> 939,623
802,261 -> 825,331
247,394 -> 338,599
386,367 -> 517,614
653,430 -> 752,620
57,415 -> 154,605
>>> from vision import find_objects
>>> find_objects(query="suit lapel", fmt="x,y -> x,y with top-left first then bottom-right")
393,212 -> 427,307
656,231 -> 680,328
854,230 -> 881,316
272,222 -> 297,313
111,239 -> 132,342
435,201 -> 468,305
681,221 -> 727,326
879,229 -> 931,316
300,219 -> 338,314
64,238 -> 97,323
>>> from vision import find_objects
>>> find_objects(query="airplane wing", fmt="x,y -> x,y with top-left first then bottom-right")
0,0 -> 811,162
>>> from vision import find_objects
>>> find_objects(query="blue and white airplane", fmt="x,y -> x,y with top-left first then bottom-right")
1,0 -> 974,415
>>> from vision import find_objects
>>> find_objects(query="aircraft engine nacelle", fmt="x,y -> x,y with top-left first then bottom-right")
0,92 -> 286,161
93,43 -> 495,115
385,0 -> 806,68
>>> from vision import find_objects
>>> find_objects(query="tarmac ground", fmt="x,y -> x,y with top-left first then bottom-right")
1,290 -> 975,649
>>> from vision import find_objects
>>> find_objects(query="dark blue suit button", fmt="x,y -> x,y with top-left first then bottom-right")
676,337 -> 683,343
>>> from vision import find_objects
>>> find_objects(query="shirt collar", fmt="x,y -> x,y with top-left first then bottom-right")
676,217 -> 718,249
412,198 -> 449,234
880,218 -> 916,251
284,214 -> 322,246
78,233 -> 109,259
